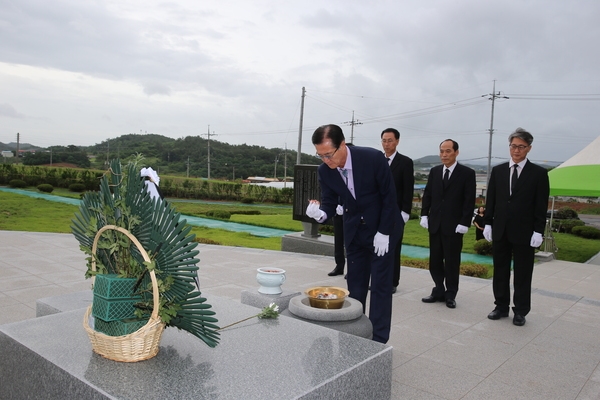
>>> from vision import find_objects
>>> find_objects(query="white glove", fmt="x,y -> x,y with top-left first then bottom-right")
140,167 -> 160,186
530,232 -> 543,248
373,232 -> 389,256
455,224 -> 468,234
306,202 -> 325,221
483,225 -> 492,242
336,205 -> 344,215
420,216 -> 429,229
401,211 -> 409,223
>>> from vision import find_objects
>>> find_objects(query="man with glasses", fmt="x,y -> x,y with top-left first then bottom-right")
305,124 -> 402,344
381,128 -> 414,294
483,128 -> 550,326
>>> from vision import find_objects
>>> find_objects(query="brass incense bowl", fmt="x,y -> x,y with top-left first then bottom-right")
304,286 -> 349,309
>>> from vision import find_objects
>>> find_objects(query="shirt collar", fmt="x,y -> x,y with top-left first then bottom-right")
509,159 -> 528,169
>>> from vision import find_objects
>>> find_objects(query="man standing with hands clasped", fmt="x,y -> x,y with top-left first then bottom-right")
305,124 -> 402,344
420,139 -> 476,309
381,128 -> 414,294
484,128 -> 549,326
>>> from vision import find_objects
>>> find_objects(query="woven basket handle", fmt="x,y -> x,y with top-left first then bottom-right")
91,225 -> 160,320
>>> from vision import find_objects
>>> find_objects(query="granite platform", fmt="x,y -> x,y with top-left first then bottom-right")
1,295 -> 392,400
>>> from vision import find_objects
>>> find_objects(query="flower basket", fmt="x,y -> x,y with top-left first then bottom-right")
83,225 -> 166,362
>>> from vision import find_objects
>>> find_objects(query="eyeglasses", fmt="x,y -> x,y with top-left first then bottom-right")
509,144 -> 529,151
381,139 -> 396,144
316,147 -> 339,160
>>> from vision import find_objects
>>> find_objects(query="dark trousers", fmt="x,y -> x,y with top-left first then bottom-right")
346,224 -> 399,344
492,232 -> 535,316
392,224 -> 405,287
428,231 -> 463,300
333,214 -> 345,270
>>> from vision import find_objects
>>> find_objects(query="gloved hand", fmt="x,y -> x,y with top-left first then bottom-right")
483,225 -> 492,242
455,224 -> 468,234
530,232 -> 543,248
401,211 -> 409,223
306,202 -> 324,221
336,205 -> 344,215
420,216 -> 429,229
373,232 -> 389,256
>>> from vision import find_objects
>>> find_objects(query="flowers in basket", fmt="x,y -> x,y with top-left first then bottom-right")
71,156 -> 220,352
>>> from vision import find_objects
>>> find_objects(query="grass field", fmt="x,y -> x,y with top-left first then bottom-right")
1,190 -> 599,264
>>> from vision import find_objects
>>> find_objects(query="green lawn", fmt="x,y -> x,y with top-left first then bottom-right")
1,190 -> 599,265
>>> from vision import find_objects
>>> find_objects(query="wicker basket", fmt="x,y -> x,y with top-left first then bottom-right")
83,225 -> 166,362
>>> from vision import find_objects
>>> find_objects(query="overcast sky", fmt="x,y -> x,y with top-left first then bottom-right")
1,0 -> 599,164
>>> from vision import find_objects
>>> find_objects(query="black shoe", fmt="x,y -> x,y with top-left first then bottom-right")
421,295 -> 444,303
328,268 -> 344,276
344,274 -> 347,279
487,309 -> 509,320
392,286 -> 397,294
446,299 -> 456,308
513,314 -> 526,326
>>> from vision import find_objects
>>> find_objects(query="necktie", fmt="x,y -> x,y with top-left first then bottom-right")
341,169 -> 348,185
511,164 -> 519,194
443,168 -> 449,188
386,157 -> 391,166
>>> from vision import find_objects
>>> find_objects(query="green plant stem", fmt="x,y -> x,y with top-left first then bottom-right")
217,314 -> 259,331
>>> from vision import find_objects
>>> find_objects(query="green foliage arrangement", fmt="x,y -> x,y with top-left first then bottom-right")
474,239 -> 493,255
37,183 -> 54,193
571,226 -> 600,240
71,157 -> 220,348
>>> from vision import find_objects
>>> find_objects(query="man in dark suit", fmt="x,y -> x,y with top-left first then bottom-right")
483,128 -> 549,326
305,124 -> 402,344
381,128 -> 414,294
420,139 -> 476,308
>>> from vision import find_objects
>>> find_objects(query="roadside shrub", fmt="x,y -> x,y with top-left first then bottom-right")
555,206 -> 578,220
572,226 -> 600,240
9,179 -> 27,188
68,183 -> 86,192
241,197 -> 254,204
194,237 -> 221,245
403,259 -> 429,270
205,210 -> 231,220
460,264 -> 488,278
230,210 -> 261,215
37,184 -> 54,193
553,218 -> 585,233
410,211 -> 420,220
474,239 -> 493,255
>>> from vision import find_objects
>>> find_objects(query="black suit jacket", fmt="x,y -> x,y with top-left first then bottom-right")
484,160 -> 549,244
318,146 -> 401,249
390,152 -> 415,215
421,163 -> 476,235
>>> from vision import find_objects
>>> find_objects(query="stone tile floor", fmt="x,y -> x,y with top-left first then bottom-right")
1,230 -> 600,399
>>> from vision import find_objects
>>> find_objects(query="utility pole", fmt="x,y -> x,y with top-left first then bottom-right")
483,80 -> 509,186
186,156 -> 190,178
201,125 -> 217,180
343,111 -> 362,144
283,143 -> 288,188
296,87 -> 305,164
16,132 -> 20,164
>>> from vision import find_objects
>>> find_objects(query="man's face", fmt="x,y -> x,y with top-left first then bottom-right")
315,141 -> 346,169
381,132 -> 399,157
509,137 -> 531,163
439,140 -> 459,167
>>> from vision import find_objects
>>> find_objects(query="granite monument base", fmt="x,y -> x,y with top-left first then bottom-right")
240,289 -> 301,312
2,295 -> 391,400
281,232 -> 335,257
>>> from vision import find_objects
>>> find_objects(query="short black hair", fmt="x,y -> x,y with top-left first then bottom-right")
312,124 -> 345,148
440,139 -> 459,151
381,128 -> 400,140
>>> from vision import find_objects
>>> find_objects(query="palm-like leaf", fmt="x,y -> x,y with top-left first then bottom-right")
71,158 -> 219,347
